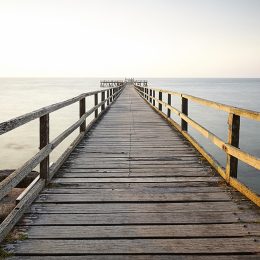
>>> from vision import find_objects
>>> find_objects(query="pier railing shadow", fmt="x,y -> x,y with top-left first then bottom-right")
135,85 -> 260,207
0,85 -> 124,242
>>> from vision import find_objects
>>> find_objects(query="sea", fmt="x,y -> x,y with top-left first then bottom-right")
0,78 -> 259,194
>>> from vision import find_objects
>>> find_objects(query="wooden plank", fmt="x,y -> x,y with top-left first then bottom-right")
41,186 -> 227,193
16,223 -> 260,239
28,201 -> 245,214
46,181 -> 222,189
56,171 -> 213,177
18,211 -> 258,225
59,166 -> 209,172
48,132 -> 85,181
7,238 -> 260,254
51,177 -> 220,183
35,191 -> 231,203
6,256 -> 260,260
62,164 -> 207,169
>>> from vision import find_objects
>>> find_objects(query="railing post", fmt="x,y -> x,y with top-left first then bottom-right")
226,113 -> 240,181
79,98 -> 86,132
40,114 -> 49,183
158,91 -> 162,111
146,88 -> 149,101
110,89 -> 113,102
107,90 -> 109,106
153,90 -> 155,106
101,91 -> 105,111
94,93 -> 98,118
167,93 -> 171,118
181,96 -> 188,131
149,89 -> 152,103
113,88 -> 115,101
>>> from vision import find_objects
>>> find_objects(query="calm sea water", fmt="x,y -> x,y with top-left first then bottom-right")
0,78 -> 259,193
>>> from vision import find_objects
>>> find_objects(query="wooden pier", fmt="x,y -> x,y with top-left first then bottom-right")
100,80 -> 124,88
0,82 -> 260,258
100,79 -> 147,88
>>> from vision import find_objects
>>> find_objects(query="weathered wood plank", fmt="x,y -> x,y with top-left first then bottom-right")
35,191 -> 231,203
47,181 -> 222,189
51,177 -> 219,183
18,211 -> 258,225
27,201 -> 246,214
15,223 -> 260,239
7,256 -> 260,260
56,172 -> 211,178
7,238 -> 260,255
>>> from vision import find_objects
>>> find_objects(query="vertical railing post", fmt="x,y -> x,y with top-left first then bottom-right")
153,90 -> 155,106
226,113 -> 240,181
79,98 -> 86,132
94,93 -> 98,118
167,93 -> 171,118
115,87 -> 118,99
158,91 -> 162,111
107,90 -> 109,106
181,96 -> 188,131
40,114 -> 49,183
110,89 -> 113,102
113,88 -> 115,101
101,91 -> 105,111
146,88 -> 149,101
149,89 -> 152,103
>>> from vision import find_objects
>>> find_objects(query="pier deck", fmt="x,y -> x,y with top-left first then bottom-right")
3,85 -> 260,258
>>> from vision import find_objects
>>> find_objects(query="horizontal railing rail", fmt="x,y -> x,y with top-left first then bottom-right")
0,84 -> 125,242
135,85 -> 260,207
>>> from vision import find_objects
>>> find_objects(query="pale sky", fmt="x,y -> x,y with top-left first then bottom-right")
0,0 -> 259,77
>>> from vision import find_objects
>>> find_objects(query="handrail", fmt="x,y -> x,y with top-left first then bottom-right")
0,84 -> 125,242
152,88 -> 260,121
135,85 -> 260,207
0,89 -> 115,135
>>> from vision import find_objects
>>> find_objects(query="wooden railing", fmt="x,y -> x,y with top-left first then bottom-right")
135,85 -> 260,207
100,80 -> 124,88
0,85 -> 124,242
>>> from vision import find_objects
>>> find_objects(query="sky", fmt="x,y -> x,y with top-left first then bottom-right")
0,0 -> 259,77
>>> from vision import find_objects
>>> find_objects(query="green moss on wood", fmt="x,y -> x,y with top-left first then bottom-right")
0,246 -> 13,258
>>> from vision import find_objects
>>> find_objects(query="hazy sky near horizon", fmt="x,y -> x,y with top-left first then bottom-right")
0,0 -> 259,77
